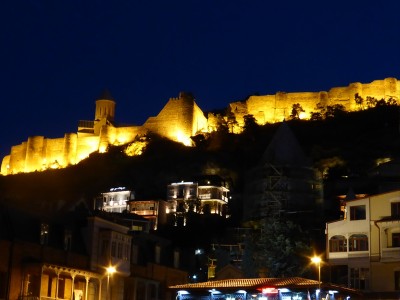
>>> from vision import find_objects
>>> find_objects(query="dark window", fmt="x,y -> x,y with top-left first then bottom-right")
64,230 -> 72,251
350,205 -> 366,220
117,242 -> 123,259
101,240 -> 110,258
395,271 -> 400,290
349,234 -> 368,251
392,232 -> 400,247
350,268 -> 369,290
111,241 -> 116,257
178,187 -> 184,198
391,202 -> 400,217
329,235 -> 347,252
0,272 -> 6,299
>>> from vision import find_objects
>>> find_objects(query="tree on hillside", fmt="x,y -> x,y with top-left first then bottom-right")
366,96 -> 377,108
354,93 -> 364,110
290,103 -> 305,120
385,97 -> 398,106
324,104 -> 346,119
310,111 -> 323,121
226,111 -> 238,133
243,114 -> 259,132
243,218 -> 312,278
214,114 -> 229,133
376,97 -> 398,107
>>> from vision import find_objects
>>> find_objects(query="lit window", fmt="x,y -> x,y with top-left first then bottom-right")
350,205 -> 366,220
40,223 -> 49,245
349,234 -> 368,251
329,235 -> 347,252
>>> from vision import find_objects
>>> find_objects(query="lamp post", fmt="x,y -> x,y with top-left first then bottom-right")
106,266 -> 116,300
311,256 -> 321,291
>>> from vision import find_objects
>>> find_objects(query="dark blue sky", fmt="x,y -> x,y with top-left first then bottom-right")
2,0 -> 400,158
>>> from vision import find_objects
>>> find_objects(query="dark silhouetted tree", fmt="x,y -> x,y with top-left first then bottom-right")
226,111 -> 238,133
354,93 -> 364,110
245,218 -> 312,278
290,103 -> 305,120
310,112 -> 323,121
243,114 -> 259,132
366,96 -> 377,108
324,104 -> 346,119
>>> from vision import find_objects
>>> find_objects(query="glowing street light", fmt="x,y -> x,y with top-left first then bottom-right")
106,266 -> 116,300
311,256 -> 321,291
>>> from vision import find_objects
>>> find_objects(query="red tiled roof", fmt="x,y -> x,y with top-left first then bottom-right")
169,277 -> 319,290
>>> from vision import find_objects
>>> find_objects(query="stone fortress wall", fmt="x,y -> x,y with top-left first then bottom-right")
230,77 -> 400,126
143,92 -> 208,146
1,92 -> 207,175
1,78 -> 399,175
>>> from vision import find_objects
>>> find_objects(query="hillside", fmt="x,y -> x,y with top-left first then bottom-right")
1,105 -> 400,223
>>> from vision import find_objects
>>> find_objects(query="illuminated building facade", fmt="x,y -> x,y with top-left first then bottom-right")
127,199 -> 167,230
326,190 -> 400,295
3,77 -> 400,175
166,176 -> 230,226
94,187 -> 134,213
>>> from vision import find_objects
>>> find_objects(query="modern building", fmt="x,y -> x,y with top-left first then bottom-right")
166,176 -> 230,226
326,190 -> 400,296
94,186 -> 134,213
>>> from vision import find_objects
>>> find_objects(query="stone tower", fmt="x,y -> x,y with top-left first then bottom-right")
95,90 -> 115,122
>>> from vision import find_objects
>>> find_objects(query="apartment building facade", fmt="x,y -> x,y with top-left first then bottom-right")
326,190 -> 400,294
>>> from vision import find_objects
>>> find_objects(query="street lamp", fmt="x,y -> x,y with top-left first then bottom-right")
106,266 -> 116,300
311,256 -> 321,291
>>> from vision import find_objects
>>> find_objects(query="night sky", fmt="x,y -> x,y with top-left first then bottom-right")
2,1 -> 400,158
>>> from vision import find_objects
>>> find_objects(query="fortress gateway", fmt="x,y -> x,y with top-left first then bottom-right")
2,77 -> 400,175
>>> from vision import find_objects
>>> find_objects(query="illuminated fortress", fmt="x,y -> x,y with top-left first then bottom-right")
2,78 -> 399,175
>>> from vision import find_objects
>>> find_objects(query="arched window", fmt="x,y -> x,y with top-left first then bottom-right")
329,235 -> 347,252
349,234 -> 368,251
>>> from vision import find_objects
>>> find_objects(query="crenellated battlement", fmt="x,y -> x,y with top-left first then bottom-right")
2,78 -> 398,175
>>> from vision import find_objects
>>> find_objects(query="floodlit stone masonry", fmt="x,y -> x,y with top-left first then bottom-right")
2,78 -> 399,175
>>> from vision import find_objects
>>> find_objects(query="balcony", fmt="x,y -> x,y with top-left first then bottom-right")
135,210 -> 157,216
381,247 -> 400,262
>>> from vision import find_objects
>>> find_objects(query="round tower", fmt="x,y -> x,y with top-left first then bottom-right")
95,90 -> 116,121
